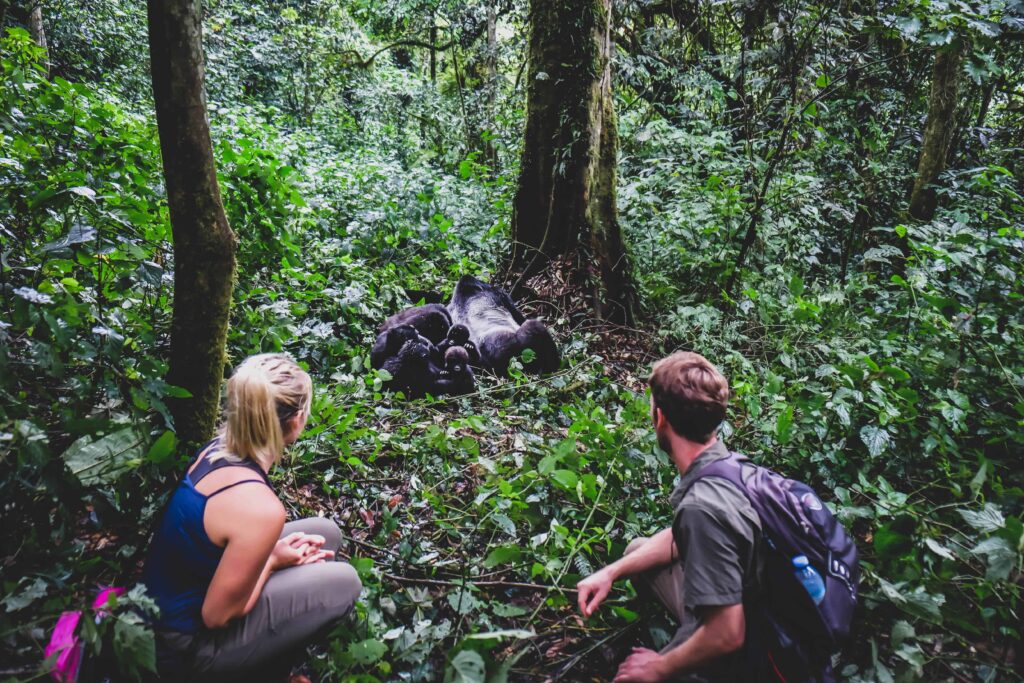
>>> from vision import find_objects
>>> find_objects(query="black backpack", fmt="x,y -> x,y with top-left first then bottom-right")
684,452 -> 859,683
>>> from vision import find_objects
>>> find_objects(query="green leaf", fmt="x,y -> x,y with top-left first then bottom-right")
1,577 -> 48,612
971,537 -> 1017,581
969,460 -> 988,498
891,620 -> 915,648
551,469 -> 578,490
145,431 -> 176,465
449,649 -> 486,683
537,455 -> 557,476
112,613 -> 157,676
895,16 -> 921,38
923,538 -> 955,561
876,578 -> 945,624
859,425 -> 891,457
958,504 -> 1005,534
776,404 -> 794,444
483,545 -> 521,568
63,427 -> 145,486
611,606 -> 639,622
348,638 -> 387,665
490,603 -> 528,617
881,365 -> 910,382
447,589 -> 479,615
163,385 -> 192,398
491,513 -> 516,537
68,186 -> 97,199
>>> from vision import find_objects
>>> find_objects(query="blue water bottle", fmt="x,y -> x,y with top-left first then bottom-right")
793,555 -> 826,605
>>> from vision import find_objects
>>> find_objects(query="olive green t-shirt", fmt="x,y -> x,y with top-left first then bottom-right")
667,440 -> 762,682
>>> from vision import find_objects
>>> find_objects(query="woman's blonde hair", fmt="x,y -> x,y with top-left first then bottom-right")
215,353 -> 312,471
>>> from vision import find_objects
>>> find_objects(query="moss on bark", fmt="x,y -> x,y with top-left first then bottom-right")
511,0 -> 636,324
909,44 -> 963,222
148,0 -> 237,446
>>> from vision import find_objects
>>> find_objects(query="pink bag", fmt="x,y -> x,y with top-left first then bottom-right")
44,587 -> 125,683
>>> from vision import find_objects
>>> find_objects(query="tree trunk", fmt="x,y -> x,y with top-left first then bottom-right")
484,1 -> 498,168
510,0 -> 636,325
429,21 -> 437,84
28,2 -> 48,75
908,44 -> 963,222
148,0 -> 237,446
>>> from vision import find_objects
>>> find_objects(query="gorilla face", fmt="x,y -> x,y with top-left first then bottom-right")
444,345 -> 470,376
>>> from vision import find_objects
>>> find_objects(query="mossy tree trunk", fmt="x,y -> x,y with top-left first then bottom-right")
510,0 -> 637,325
28,2 -> 48,75
148,0 -> 237,446
908,44 -> 963,222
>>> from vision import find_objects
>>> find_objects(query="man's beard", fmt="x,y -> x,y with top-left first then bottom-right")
656,427 -> 673,457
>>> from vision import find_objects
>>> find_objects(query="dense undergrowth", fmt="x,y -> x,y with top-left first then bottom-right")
2,3 -> 1023,681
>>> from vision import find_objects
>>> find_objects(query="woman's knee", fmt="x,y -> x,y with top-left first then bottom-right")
288,517 -> 343,553
322,562 -> 362,617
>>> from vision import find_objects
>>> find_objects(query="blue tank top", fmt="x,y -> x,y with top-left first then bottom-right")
142,440 -> 273,632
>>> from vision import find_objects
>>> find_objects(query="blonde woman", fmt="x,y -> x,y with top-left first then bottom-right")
143,354 -> 361,680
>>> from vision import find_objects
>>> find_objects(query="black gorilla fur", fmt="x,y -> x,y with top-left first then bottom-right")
370,277 -> 558,398
447,275 -> 559,375
378,303 -> 452,345
370,324 -> 475,398
437,323 -> 480,365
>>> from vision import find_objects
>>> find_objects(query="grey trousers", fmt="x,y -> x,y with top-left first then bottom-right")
625,536 -> 688,652
160,518 -> 362,680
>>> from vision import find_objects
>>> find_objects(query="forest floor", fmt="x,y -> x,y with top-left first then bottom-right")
55,285 -> 671,682
272,283 -> 669,681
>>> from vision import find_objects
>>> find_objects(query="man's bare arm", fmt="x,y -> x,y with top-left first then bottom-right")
613,604 -> 745,682
577,528 -> 675,617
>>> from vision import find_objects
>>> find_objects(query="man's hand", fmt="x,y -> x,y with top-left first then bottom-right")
576,568 -> 615,618
270,532 -> 333,570
614,648 -> 666,683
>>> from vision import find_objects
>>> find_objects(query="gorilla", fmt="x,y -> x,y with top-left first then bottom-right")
436,323 -> 480,365
438,346 -> 476,395
378,303 -> 452,345
447,275 -> 560,375
370,324 -> 475,398
370,324 -> 432,371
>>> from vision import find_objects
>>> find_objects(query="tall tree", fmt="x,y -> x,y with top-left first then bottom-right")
28,1 -> 48,74
510,0 -> 636,325
148,0 -> 237,445
909,43 -> 963,221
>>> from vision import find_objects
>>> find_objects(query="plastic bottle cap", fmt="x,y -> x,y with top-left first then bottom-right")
792,555 -> 809,568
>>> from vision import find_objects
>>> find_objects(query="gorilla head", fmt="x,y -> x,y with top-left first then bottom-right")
444,345 -> 470,376
439,345 -> 475,395
446,324 -> 470,346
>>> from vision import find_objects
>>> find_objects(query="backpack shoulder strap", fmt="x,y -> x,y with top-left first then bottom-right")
680,451 -> 752,503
